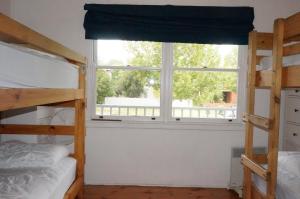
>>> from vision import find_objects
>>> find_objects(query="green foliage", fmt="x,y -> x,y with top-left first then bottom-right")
126,41 -> 162,67
96,41 -> 238,106
172,44 -> 237,105
96,70 -> 114,104
174,44 -> 221,68
115,71 -> 146,98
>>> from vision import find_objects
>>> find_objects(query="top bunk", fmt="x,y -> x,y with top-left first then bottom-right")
251,12 -> 300,89
0,13 -> 86,65
0,13 -> 86,111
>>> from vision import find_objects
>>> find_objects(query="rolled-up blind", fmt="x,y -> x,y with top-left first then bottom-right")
84,4 -> 254,44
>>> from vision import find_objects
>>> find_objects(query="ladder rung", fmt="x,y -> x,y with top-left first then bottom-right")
243,113 -> 272,130
241,155 -> 270,181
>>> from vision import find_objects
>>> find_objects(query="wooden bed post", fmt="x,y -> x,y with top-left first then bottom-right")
266,18 -> 284,199
243,31 -> 257,199
74,66 -> 86,199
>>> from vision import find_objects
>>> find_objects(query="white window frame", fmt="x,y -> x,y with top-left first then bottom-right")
90,41 -> 247,124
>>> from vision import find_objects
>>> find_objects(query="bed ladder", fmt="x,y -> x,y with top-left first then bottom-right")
242,19 -> 284,199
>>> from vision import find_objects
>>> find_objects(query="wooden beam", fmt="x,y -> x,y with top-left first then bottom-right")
243,113 -> 272,130
284,12 -> 300,42
241,155 -> 270,181
0,124 -> 75,135
255,70 -> 272,88
282,65 -> 300,88
244,31 -> 258,199
256,67 -> 300,88
44,100 -> 76,107
63,177 -> 83,199
283,42 -> 300,56
256,33 -> 273,50
0,88 -> 84,111
267,18 -> 284,199
0,13 -> 86,66
73,69 -> 86,199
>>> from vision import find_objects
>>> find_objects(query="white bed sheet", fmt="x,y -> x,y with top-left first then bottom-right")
257,54 -> 300,70
0,42 -> 78,89
252,152 -> 300,199
0,157 -> 76,199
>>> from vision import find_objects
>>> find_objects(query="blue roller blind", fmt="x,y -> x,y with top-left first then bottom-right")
84,4 -> 254,44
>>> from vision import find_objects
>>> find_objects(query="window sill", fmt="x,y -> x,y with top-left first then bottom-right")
86,119 -> 244,131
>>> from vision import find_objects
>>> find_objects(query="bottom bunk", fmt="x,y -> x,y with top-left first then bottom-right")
251,151 -> 300,199
0,141 -> 79,199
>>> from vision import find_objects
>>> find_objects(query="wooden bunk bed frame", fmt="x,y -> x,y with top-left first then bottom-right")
242,12 -> 300,199
0,13 -> 86,199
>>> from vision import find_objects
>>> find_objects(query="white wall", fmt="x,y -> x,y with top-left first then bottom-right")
0,1 -> 10,15
4,0 -> 300,188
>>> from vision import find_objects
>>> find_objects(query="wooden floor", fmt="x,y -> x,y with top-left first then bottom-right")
84,185 -> 240,199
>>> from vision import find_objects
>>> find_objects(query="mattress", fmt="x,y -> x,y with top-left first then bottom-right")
0,157 -> 76,199
252,152 -> 300,199
0,42 -> 79,89
257,54 -> 300,71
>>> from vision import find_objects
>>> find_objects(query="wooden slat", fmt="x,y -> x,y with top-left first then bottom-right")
256,33 -> 274,50
73,69 -> 86,199
0,124 -> 75,135
241,155 -> 270,180
255,70 -> 272,88
0,13 -> 86,65
63,177 -> 83,199
282,65 -> 300,87
0,88 -> 83,111
284,12 -> 300,42
283,42 -> 300,56
256,66 -> 300,88
243,113 -> 272,130
253,154 -> 268,164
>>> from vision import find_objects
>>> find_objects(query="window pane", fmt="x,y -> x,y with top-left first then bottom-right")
96,69 -> 160,117
172,71 -> 237,119
97,40 -> 162,67
174,43 -> 238,69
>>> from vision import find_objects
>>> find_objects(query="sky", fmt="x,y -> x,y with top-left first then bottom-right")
97,40 -> 237,67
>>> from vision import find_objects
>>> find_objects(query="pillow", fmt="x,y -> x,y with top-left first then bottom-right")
279,151 -> 300,177
0,142 -> 69,168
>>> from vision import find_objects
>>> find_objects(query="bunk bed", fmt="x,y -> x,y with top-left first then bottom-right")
0,13 -> 86,199
242,12 -> 300,199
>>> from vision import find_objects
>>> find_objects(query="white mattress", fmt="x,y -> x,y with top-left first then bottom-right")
0,42 -> 79,88
0,157 -> 76,199
252,152 -> 300,199
257,54 -> 300,71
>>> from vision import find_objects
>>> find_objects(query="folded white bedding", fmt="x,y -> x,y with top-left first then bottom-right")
0,157 -> 76,199
257,54 -> 300,70
0,142 -> 69,168
253,151 -> 300,199
0,41 -> 78,88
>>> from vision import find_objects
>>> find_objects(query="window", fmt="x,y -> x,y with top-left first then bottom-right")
172,44 -> 238,120
93,40 -> 240,122
95,40 -> 162,119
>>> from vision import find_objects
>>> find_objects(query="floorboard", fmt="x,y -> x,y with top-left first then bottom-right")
84,185 -> 240,199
